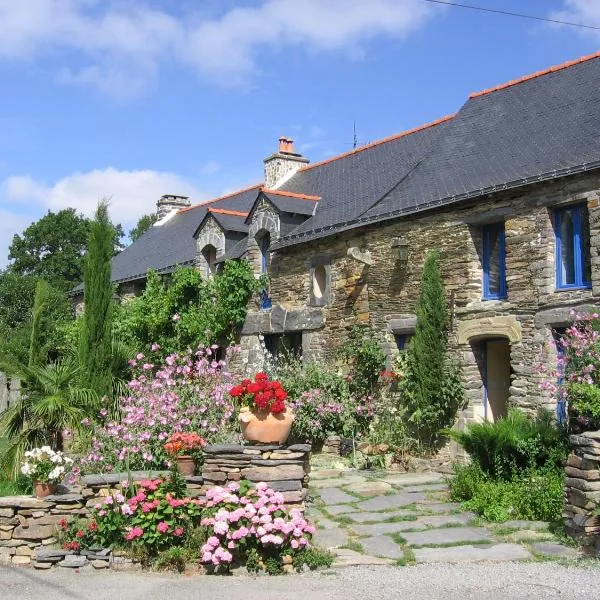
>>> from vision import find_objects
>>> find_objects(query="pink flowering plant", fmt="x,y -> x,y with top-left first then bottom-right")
61,477 -> 204,553
540,311 -> 600,431
80,346 -> 237,473
199,480 -> 316,574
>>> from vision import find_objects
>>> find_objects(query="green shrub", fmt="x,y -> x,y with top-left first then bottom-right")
568,383 -> 600,430
341,325 -> 386,398
154,547 -> 187,572
447,462 -> 487,502
292,547 -> 334,571
449,463 -> 565,522
448,409 -> 568,480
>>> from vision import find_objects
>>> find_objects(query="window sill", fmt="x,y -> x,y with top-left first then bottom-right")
481,296 -> 508,302
554,285 -> 592,292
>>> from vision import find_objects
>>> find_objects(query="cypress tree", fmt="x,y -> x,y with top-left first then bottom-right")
79,201 -> 114,397
28,279 -> 50,367
402,250 -> 464,450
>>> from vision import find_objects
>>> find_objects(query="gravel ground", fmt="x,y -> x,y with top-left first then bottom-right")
2,563 -> 599,600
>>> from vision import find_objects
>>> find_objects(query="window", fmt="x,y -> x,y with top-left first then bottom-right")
202,244 -> 217,278
555,204 -> 591,289
482,223 -> 507,300
313,265 -> 327,299
260,232 -> 270,274
263,333 -> 302,359
394,334 -> 412,351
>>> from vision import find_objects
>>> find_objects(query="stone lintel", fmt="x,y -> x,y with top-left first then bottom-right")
457,315 -> 522,345
535,304 -> 600,328
387,316 -> 417,334
242,306 -> 324,335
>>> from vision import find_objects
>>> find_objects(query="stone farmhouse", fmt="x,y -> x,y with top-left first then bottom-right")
82,53 -> 600,430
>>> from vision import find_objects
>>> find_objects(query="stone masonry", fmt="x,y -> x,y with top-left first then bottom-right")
237,171 -> 600,432
202,443 -> 311,507
564,431 -> 600,555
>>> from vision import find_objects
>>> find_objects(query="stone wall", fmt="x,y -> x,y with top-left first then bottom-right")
0,445 -> 311,567
564,431 -> 600,555
202,443 -> 311,507
239,172 -> 600,429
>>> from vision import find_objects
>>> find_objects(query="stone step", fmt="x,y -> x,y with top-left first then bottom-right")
413,543 -> 532,563
400,526 -> 493,547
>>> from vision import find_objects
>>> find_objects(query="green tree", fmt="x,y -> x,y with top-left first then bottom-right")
0,361 -> 98,477
129,213 -> 157,242
401,250 -> 465,451
7,208 -> 124,289
0,271 -> 71,366
78,202 -> 114,398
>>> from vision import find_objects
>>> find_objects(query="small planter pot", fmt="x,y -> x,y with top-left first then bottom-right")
34,481 -> 58,498
239,405 -> 294,444
176,455 -> 196,476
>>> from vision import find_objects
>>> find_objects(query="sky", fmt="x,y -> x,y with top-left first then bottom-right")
0,0 -> 599,267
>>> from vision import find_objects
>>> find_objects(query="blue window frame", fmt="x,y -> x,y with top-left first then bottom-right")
260,233 -> 270,274
555,204 -> 591,290
394,334 -> 412,351
482,223 -> 507,300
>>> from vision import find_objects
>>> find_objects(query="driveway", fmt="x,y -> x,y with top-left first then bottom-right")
1,562 -> 600,600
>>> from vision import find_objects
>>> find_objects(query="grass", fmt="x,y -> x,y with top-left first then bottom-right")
339,540 -> 365,553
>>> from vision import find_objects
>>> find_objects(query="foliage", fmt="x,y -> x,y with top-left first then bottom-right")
116,261 -> 261,354
399,250 -> 465,451
292,547 -> 335,571
199,480 -> 316,573
0,474 -> 31,497
448,409 -> 568,481
61,477 -> 203,554
540,311 -> 600,431
7,208 -> 123,290
0,361 -> 98,478
79,202 -> 115,398
129,213 -> 157,242
449,462 -> 564,522
341,325 -> 386,398
288,389 -> 346,443
20,446 -> 73,483
229,372 -> 288,414
0,271 -> 72,366
79,347 -> 236,474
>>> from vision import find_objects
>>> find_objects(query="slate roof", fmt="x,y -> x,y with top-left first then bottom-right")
92,52 -> 600,286
274,52 -> 600,248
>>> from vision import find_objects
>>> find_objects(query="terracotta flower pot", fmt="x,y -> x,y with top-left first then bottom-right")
34,482 -> 57,498
176,455 -> 196,476
239,405 -> 295,444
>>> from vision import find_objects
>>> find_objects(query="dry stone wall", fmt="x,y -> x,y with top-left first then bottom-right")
564,431 -> 600,555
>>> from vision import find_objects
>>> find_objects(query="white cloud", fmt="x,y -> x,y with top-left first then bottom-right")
0,209 -> 31,269
550,1 -> 600,35
2,167 -> 205,226
0,0 -> 437,97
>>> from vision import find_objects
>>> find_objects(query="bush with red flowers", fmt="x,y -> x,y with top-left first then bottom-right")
229,373 -> 288,414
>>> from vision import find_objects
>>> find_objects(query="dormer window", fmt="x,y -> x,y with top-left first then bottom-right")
202,244 -> 217,278
260,232 -> 270,274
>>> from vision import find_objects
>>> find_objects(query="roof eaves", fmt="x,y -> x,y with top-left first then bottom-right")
178,183 -> 263,214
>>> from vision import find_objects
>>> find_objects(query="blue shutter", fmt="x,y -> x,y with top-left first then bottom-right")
482,223 -> 507,300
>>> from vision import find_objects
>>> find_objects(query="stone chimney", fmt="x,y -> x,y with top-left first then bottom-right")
263,136 -> 309,188
156,194 -> 191,219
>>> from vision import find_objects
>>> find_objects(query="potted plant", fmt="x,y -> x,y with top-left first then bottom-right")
20,446 -> 73,498
164,432 -> 207,476
229,373 -> 294,444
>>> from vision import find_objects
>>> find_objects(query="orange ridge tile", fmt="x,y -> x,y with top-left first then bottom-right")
469,51 -> 600,99
261,188 -> 320,201
178,183 -> 263,213
207,207 -> 249,217
298,114 -> 456,173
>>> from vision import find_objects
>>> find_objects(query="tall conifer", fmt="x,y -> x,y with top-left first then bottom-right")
79,202 -> 113,397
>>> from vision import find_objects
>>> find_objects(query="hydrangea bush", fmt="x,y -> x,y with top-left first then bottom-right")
79,347 -> 237,473
199,481 -> 316,573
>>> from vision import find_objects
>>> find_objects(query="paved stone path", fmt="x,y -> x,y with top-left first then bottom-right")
308,466 -> 578,566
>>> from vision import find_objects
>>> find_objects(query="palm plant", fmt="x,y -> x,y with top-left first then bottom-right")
0,360 -> 98,478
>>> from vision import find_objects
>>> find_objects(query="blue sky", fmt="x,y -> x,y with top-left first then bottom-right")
0,0 -> 599,266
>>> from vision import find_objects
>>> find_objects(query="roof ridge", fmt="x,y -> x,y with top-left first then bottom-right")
469,51 -> 600,99
208,208 -> 249,217
262,188 -> 320,201
297,114 -> 455,173
178,183 -> 263,213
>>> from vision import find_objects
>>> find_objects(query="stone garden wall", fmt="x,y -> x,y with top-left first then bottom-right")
564,431 -> 600,555
0,443 -> 311,568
